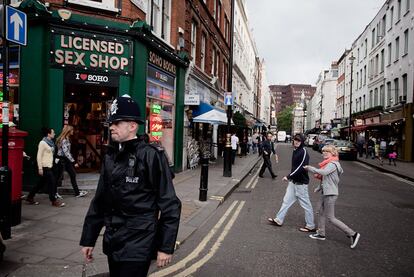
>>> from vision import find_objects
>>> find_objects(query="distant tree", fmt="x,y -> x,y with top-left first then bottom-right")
276,105 -> 294,133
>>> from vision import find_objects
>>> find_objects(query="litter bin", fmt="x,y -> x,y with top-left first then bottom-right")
0,128 -> 28,226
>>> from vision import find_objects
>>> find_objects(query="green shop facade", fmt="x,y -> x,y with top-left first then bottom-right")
18,5 -> 189,184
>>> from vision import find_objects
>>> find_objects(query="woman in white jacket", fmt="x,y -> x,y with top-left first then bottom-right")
304,145 -> 361,249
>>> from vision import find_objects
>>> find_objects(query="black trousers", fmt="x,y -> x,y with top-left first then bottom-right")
108,257 -> 151,277
28,167 -> 57,202
259,155 -> 276,177
56,158 -> 80,195
231,149 -> 237,164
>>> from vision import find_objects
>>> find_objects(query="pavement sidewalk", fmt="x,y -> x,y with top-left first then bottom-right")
0,153 -> 261,277
356,155 -> 414,181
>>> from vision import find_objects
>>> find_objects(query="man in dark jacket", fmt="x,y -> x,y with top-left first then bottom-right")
259,132 -> 278,178
80,95 -> 181,277
267,133 -> 315,232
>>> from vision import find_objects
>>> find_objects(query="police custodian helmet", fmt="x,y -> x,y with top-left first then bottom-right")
107,94 -> 144,124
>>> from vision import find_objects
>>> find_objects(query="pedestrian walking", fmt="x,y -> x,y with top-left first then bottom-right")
388,150 -> 397,166
304,144 -> 361,249
231,132 -> 239,165
80,95 -> 181,277
379,138 -> 387,166
258,132 -> 278,179
252,132 -> 259,154
366,137 -> 375,159
267,133 -> 315,232
56,125 -> 88,198
25,127 -> 65,207
356,134 -> 365,158
247,134 -> 253,154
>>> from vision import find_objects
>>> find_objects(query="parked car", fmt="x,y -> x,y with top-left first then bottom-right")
333,140 -> 358,160
305,134 -> 318,147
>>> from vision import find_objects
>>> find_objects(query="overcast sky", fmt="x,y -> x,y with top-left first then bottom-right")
246,0 -> 385,86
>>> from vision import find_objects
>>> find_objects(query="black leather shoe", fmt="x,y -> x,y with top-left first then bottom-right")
272,175 -> 278,179
258,175 -> 264,178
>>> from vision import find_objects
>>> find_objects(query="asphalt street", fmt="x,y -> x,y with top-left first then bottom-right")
149,143 -> 414,277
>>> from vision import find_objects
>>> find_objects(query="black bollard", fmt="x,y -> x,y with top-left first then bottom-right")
199,155 -> 209,201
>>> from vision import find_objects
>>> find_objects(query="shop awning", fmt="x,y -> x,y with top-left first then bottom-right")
192,102 -> 233,125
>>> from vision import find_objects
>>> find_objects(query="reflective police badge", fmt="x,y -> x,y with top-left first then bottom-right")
110,99 -> 118,115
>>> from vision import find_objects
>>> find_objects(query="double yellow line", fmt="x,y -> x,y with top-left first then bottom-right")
150,200 -> 246,277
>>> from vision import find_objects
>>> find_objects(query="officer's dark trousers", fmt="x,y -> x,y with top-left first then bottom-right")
259,155 -> 276,177
108,257 -> 151,277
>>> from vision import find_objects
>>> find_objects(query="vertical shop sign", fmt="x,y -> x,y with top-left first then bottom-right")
150,103 -> 163,141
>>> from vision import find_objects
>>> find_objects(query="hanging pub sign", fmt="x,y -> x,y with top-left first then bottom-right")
50,27 -> 133,74
64,71 -> 119,87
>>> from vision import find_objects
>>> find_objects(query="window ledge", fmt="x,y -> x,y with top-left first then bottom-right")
402,53 -> 408,58
395,19 -> 401,25
394,59 -> 399,63
68,0 -> 119,12
404,10 -> 410,16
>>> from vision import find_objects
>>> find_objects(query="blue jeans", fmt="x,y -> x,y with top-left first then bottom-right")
275,181 -> 315,229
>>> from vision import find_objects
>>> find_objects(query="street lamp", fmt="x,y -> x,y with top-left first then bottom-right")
348,53 -> 355,141
223,0 -> 235,177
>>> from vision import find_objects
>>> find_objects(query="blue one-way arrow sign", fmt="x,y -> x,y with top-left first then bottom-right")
6,6 -> 27,46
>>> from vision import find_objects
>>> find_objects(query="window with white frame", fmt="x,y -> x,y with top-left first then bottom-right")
364,39 -> 368,57
390,7 -> 394,28
191,20 -> 197,60
201,33 -> 206,71
394,78 -> 399,101
380,85 -> 385,106
397,0 -> 402,21
387,82 -> 392,106
371,28 -> 375,48
388,43 -> 392,65
402,74 -> 407,96
380,49 -> 385,72
406,0 -> 410,13
369,90 -> 373,108
404,29 -> 409,55
215,51 -> 220,78
364,65 -> 367,85
212,0 -> 216,20
211,47 -> 216,76
374,88 -> 378,106
68,0 -> 118,12
147,0 -> 171,42
217,1 -> 221,28
395,37 -> 400,61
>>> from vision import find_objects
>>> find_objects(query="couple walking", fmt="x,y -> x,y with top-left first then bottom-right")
268,134 -> 361,249
25,125 -> 88,207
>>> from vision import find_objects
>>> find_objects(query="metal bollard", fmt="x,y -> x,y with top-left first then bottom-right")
0,166 -> 12,240
199,155 -> 209,201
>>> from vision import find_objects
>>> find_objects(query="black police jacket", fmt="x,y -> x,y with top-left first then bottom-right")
80,138 -> 181,262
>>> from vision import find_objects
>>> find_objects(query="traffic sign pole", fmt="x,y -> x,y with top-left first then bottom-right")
0,0 -> 12,241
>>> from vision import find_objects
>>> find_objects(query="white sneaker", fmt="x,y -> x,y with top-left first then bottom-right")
76,190 -> 88,198
350,232 -> 361,249
55,193 -> 64,200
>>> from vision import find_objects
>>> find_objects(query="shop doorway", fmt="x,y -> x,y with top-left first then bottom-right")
64,84 -> 117,172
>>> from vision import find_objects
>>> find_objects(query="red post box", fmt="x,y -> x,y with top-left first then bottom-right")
0,128 -> 28,226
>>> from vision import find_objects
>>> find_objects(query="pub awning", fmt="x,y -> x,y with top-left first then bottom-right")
192,102 -> 233,125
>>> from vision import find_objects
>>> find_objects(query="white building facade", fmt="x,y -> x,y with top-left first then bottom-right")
232,0 -> 257,115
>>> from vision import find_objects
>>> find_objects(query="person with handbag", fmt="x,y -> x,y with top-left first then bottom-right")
304,144 -> 361,249
56,125 -> 88,198
80,95 -> 181,277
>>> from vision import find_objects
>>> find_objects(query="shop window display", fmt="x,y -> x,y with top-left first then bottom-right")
146,65 -> 175,165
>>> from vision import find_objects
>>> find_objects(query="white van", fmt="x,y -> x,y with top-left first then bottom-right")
277,131 -> 287,142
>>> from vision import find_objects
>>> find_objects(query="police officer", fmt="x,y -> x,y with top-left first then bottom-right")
258,132 -> 278,179
80,95 -> 181,277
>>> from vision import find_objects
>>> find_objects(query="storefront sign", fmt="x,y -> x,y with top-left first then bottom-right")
147,65 -> 175,90
64,71 -> 119,87
184,94 -> 200,105
51,28 -> 133,74
148,51 -> 176,75
0,70 -> 19,85
150,113 -> 163,141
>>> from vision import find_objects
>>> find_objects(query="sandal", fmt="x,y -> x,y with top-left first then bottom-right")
268,218 -> 282,226
299,227 -> 316,232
